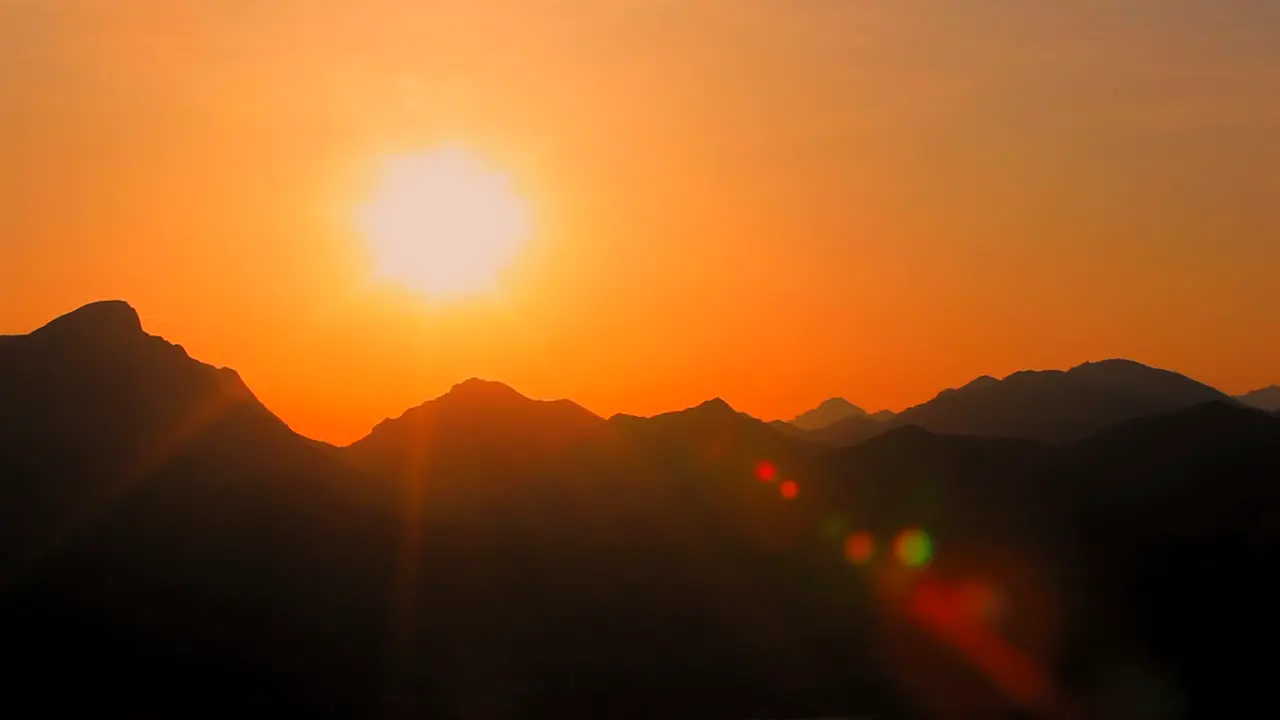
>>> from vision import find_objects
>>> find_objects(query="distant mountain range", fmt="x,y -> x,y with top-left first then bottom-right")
785,397 -> 896,431
1238,385 -> 1280,411
2,300 -> 1277,717
788,397 -> 867,430
782,359 -> 1234,445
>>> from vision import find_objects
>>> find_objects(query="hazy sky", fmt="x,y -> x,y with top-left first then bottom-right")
3,1 -> 1279,443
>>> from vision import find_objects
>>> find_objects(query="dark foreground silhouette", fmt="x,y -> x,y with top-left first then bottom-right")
2,301 -> 1277,718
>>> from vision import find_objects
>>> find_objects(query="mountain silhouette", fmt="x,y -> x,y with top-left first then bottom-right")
616,396 -> 804,455
1238,384 -> 1280,411
1045,402 -> 1280,712
3,301 -> 1278,717
890,359 -> 1230,443
799,359 -> 1228,446
0,301 -> 398,713
799,412 -> 895,446
342,389 -> 905,717
346,377 -> 604,479
789,397 -> 867,430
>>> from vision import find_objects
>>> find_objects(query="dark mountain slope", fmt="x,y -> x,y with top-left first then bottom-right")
342,393 -> 911,717
0,301 -> 398,714
1045,402 -> 1280,715
6,302 -> 1276,717
825,426 -> 1048,535
803,412 -> 895,446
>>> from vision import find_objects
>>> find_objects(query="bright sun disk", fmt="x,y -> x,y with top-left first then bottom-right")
358,148 -> 529,298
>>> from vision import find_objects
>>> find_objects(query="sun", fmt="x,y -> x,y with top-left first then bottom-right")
357,148 -> 530,298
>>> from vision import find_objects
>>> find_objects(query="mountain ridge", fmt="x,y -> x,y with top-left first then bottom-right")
788,397 -> 866,430
3,300 -> 1279,716
1238,385 -> 1280,411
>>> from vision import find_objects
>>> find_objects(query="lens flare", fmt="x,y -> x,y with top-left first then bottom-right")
755,461 -> 777,482
894,528 -> 934,568
907,577 -> 1051,709
779,480 -> 799,499
844,531 -> 876,565
822,516 -> 848,542
959,581 -> 1005,627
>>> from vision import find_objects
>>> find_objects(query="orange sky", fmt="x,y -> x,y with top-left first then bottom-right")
3,1 -> 1279,444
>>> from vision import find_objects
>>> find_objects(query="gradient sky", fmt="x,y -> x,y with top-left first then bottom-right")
3,1 -> 1279,444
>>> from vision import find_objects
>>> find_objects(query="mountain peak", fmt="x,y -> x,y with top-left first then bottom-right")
819,397 -> 856,408
446,377 -> 524,400
693,397 -> 736,414
639,397 -> 743,423
898,359 -> 1228,442
1070,358 -> 1147,371
33,300 -> 143,339
789,397 -> 868,431
1238,385 -> 1280,412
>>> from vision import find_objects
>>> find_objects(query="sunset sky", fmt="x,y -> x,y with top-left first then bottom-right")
3,1 -> 1278,444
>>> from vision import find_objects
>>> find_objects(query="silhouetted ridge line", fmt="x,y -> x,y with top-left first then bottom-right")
688,396 -> 736,414
5,301 -> 1278,717
889,358 -> 1229,442
448,376 -> 527,399
33,299 -> 144,336
0,300 -> 399,714
1238,385 -> 1280,411
789,397 -> 867,430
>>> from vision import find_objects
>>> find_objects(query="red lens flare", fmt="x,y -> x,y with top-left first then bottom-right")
779,480 -> 799,499
908,577 -> 1051,709
844,531 -> 875,565
755,461 -> 777,482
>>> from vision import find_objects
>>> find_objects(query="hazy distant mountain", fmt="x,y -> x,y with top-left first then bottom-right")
748,359 -> 1226,447
777,402 -> 895,445
1238,385 -> 1280,411
799,413 -> 892,446
892,359 -> 1230,442
788,397 -> 866,430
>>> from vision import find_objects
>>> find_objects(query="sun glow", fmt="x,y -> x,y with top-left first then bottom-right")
358,148 -> 530,298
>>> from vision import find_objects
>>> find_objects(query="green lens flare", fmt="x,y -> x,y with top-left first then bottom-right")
894,528 -> 933,568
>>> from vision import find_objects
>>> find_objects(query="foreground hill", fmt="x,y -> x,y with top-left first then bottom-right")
344,392 -> 906,717
0,301 -> 399,713
1046,402 -> 1280,712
